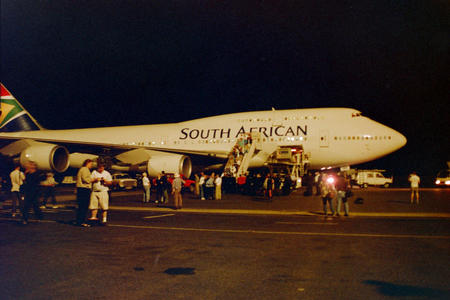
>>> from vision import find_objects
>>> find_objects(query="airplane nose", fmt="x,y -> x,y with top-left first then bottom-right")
393,130 -> 407,149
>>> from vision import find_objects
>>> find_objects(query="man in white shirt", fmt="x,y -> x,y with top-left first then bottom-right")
408,171 -> 420,204
214,174 -> 222,200
10,165 -> 25,217
89,164 -> 112,224
199,172 -> 206,200
142,172 -> 151,203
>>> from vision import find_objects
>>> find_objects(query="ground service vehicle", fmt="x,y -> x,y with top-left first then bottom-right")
352,170 -> 393,188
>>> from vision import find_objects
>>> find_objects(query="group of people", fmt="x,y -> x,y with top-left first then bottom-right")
192,171 -> 293,200
195,172 -> 222,200
76,159 -> 112,227
9,162 -> 45,224
319,172 -> 352,217
227,172 -> 293,197
141,171 -> 185,209
9,162 -> 58,224
4,158 -> 423,225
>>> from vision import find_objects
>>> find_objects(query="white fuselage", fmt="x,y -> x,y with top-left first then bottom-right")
0,108 -> 406,169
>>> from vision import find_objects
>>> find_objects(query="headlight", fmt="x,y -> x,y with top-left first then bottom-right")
446,180 -> 450,185
436,180 -> 441,184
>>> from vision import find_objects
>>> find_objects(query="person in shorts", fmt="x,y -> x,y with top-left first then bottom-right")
408,171 -> 420,204
89,164 -> 112,224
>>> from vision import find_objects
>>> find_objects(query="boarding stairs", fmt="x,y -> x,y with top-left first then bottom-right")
224,132 -> 279,177
224,133 -> 309,178
224,133 -> 256,177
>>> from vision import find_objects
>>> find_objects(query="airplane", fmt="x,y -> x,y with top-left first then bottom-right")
0,83 -> 407,178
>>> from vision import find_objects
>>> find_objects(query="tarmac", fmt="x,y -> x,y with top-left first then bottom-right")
2,187 -> 449,219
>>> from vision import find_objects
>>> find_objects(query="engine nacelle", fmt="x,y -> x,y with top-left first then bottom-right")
146,153 -> 192,178
20,144 -> 69,173
69,153 -> 99,169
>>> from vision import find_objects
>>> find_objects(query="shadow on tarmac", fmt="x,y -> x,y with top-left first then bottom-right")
364,280 -> 450,298
388,200 -> 411,204
251,196 -> 273,202
164,267 -> 196,276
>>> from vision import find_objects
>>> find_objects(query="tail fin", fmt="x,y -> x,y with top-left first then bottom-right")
0,83 -> 43,132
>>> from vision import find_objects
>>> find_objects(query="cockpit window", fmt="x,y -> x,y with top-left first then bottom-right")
352,112 -> 362,118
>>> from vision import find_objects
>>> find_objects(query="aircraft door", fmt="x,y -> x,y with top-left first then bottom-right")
271,109 -> 283,127
319,130 -> 329,148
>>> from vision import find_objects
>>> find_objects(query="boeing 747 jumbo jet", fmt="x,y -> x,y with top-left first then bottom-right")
0,83 -> 406,177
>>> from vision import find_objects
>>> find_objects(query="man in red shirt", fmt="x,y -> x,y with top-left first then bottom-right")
237,173 -> 247,194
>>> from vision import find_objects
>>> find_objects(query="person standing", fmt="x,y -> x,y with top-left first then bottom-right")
237,173 -> 247,194
161,171 -> 169,204
408,171 -> 420,204
142,172 -> 151,203
194,173 -> 200,197
89,163 -> 112,224
314,172 -> 321,195
263,174 -> 274,200
155,173 -> 163,204
205,173 -> 215,200
172,173 -> 185,209
215,174 -> 222,200
335,173 -> 350,216
10,165 -> 24,217
199,172 -> 206,200
320,175 -> 336,216
41,172 -> 57,208
76,159 -> 93,227
21,161 -> 44,225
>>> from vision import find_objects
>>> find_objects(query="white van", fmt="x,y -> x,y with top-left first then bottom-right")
353,170 -> 393,188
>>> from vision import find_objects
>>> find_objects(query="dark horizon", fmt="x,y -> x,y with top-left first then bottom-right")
1,1 -> 448,178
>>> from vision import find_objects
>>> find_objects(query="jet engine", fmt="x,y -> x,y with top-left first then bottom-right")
146,153 -> 192,178
19,143 -> 70,173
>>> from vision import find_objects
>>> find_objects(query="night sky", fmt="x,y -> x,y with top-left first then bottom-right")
1,1 -> 449,180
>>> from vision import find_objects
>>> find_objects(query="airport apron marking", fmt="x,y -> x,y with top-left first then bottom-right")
1,217 -> 448,239
107,224 -> 450,239
276,221 -> 338,225
143,214 -> 175,219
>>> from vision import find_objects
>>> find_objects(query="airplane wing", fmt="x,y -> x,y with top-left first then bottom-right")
1,83 -> 228,177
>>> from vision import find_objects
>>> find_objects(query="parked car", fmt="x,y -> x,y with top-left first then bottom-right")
435,169 -> 450,187
112,173 -> 137,190
61,176 -> 77,185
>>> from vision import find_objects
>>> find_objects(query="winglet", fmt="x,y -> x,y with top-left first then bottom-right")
0,83 -> 43,132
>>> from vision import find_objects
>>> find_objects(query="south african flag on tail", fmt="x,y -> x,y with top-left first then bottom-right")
0,83 -> 43,132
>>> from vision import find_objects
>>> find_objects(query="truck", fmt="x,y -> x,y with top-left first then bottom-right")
350,169 -> 393,188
